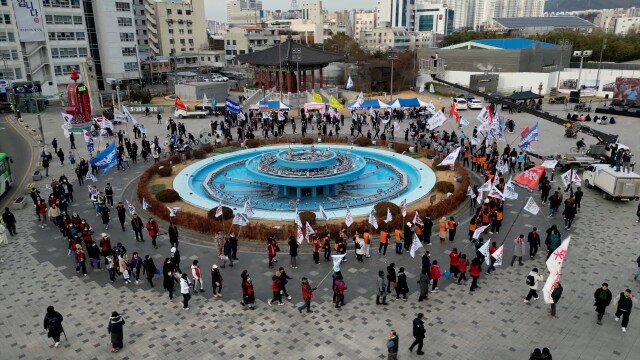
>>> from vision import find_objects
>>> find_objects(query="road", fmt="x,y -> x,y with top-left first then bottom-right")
0,115 -> 33,210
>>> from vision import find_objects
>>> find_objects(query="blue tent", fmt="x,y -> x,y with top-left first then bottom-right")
256,100 -> 291,110
387,98 -> 430,108
346,99 -> 391,110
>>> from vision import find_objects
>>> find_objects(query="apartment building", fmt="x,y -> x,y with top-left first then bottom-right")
354,11 -> 376,39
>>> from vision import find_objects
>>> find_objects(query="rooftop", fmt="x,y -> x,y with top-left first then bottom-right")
493,16 -> 596,29
235,37 -> 345,68
442,38 -> 556,50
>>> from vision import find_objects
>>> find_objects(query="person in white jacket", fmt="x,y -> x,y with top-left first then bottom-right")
191,260 -> 204,293
180,273 -> 191,310
524,267 -> 544,303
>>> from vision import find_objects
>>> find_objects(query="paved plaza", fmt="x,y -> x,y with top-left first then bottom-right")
0,98 -> 639,360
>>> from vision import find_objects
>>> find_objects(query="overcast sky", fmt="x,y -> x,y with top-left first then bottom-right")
206,0 -> 376,22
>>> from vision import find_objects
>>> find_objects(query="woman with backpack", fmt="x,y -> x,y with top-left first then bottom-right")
545,225 -> 562,260
43,306 -> 64,348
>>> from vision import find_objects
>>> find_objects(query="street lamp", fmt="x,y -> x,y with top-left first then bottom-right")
555,39 -> 571,92
595,38 -> 608,91
388,52 -> 398,101
573,49 -> 592,92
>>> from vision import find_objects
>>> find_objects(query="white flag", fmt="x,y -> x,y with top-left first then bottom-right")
400,199 -> 407,218
243,200 -> 254,217
413,211 -> 423,226
85,173 -> 98,182
488,186 -> 504,200
203,93 -> 208,107
345,207 -> 353,227
418,84 -> 425,93
346,76 -> 354,89
476,191 -> 483,205
409,233 -> 423,258
296,226 -> 305,245
428,110 -> 447,129
478,239 -> 491,265
459,117 -> 469,127
126,200 -> 136,215
83,130 -> 93,143
355,91 -> 364,107
294,208 -> 302,227
503,177 -> 518,200
467,185 -> 476,198
122,105 -> 138,125
305,221 -> 315,236
496,161 -> 509,175
331,254 -> 346,272
215,203 -> 223,218
385,208 -> 392,223
368,209 -> 378,229
440,146 -> 461,167
167,206 -> 181,217
473,225 -> 488,240
561,170 -> 582,187
479,179 -> 492,192
61,123 -> 70,138
523,197 -> 540,215
369,107 -> 375,118
142,198 -> 151,210
87,185 -> 99,197
319,204 -> 328,221
429,83 -> 435,93
542,236 -> 571,304
232,213 -> 249,226
491,245 -> 504,266
425,102 -> 436,115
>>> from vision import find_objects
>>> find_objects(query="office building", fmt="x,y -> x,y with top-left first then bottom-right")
376,0 -> 414,29
302,0 -> 323,25
414,4 -> 454,35
354,11 -> 376,39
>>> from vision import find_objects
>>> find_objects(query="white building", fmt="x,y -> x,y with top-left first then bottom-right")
359,27 -> 411,51
145,0 -> 209,58
301,0 -> 323,26
412,31 -> 435,49
413,3 -> 455,35
354,11 -> 376,40
376,0 -> 414,30
0,0 -> 26,98
226,0 -> 265,26
613,16 -> 640,35
133,0 -> 151,60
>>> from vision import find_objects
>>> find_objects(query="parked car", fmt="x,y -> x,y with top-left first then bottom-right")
468,99 -> 483,109
456,93 -> 475,102
210,74 -> 228,82
453,97 -> 468,110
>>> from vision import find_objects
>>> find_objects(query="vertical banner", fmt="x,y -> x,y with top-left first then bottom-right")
12,0 -> 45,42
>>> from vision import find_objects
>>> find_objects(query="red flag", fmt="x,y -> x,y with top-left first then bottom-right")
175,96 -> 187,111
520,127 -> 530,138
513,165 -> 546,191
449,101 -> 460,123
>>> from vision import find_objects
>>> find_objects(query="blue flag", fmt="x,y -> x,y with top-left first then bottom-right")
225,98 -> 240,114
90,143 -> 118,174
518,123 -> 539,150
212,96 -> 217,109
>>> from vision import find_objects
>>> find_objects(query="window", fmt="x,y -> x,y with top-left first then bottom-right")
143,40 -> 148,44
143,30 -> 147,35
1,14 -> 10,24
187,29 -> 192,34
177,9 -> 182,15
140,10 -> 144,15
73,16 -> 83,25
188,39 -> 193,45
0,49 -> 17,60
166,9 -> 172,15
117,17 -> 133,26
179,29 -> 184,34
124,62 -> 138,72
141,20 -> 145,25
43,0 -> 80,8
14,68 -> 21,79
0,0 -> 6,5
46,15 -> 73,24
54,65 -> 77,76
169,39 -> 174,44
232,40 -> 236,45
180,39 -> 185,45
168,29 -> 173,34
56,32 -> 75,40
186,10 -> 191,15
76,32 -> 85,40
78,48 -> 87,57
122,47 -> 136,56
48,32 -> 56,41
116,2 -> 130,12
120,33 -> 135,42
6,31 -> 13,42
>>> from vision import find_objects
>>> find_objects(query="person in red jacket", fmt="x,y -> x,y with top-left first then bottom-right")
469,257 -> 482,292
240,270 -> 255,309
297,277 -> 317,313
334,274 -> 347,308
268,271 -> 284,306
145,218 -> 160,249
487,242 -> 498,274
430,261 -> 442,292
457,254 -> 468,284
267,240 -> 277,268
449,248 -> 460,279
37,199 -> 47,228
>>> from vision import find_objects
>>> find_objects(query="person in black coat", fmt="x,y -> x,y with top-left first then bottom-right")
403,222 -> 413,250
288,235 -> 299,268
527,228 -> 541,259
168,223 -> 179,249
409,313 -> 426,354
107,311 -> 125,353
562,200 -> 577,230
423,215 -> 433,244
396,267 -> 409,300
115,202 -> 126,231
386,263 -> 397,294
162,258 -> 178,300
142,255 -> 156,287
2,207 -> 17,236
131,213 -> 144,242
594,283 -> 613,325
421,251 -> 431,278
43,306 -> 64,347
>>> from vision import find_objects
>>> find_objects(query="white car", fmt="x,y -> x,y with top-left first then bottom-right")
453,98 -> 468,110
468,99 -> 483,109
210,74 -> 229,82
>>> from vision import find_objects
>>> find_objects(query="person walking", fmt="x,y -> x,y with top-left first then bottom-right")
162,258 -> 177,300
334,273 -> 347,308
457,254 -> 468,285
449,248 -> 460,279
549,282 -> 563,318
107,311 -> 125,353
131,213 -> 144,242
634,255 -> 640,280
524,268 -> 544,303
594,282 -> 613,325
469,257 -> 482,293
2,207 -> 17,236
430,261 -> 442,292
386,263 -> 397,294
221,237 -> 234,268
43,306 -> 64,348
448,216 -> 458,242
438,217 -> 447,243
115,202 -> 126,231
574,186 -> 583,212
511,234 -> 526,266
288,235 -> 299,268
527,228 -> 541,259
240,270 -> 255,309
277,267 -> 293,300
396,267 -> 409,300
408,313 -> 426,355
146,218 -> 160,249
297,277 -> 316,313
418,270 -> 430,301
211,265 -> 223,297
613,289 -> 637,332
376,270 -> 388,305
268,271 -> 284,306
562,201 -> 577,230
142,255 -> 157,287
545,225 -> 561,260
168,223 -> 179,249
180,273 -> 191,310
386,329 -> 399,360
191,260 -> 204,293
229,231 -> 239,260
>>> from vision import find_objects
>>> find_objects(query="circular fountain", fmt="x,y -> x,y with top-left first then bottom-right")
173,145 -> 436,220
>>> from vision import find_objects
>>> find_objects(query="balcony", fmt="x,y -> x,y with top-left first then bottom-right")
146,13 -> 156,26
144,1 -> 155,16
148,24 -> 158,35
149,42 -> 160,55
147,32 -> 158,44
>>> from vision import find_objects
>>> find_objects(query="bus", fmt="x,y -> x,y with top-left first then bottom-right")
0,153 -> 13,197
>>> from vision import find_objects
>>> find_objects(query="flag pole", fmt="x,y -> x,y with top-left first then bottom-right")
499,197 -> 527,246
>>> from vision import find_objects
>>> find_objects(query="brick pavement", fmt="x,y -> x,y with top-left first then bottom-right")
0,102 -> 639,359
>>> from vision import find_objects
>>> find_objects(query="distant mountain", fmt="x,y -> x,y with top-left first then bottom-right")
545,0 -> 637,12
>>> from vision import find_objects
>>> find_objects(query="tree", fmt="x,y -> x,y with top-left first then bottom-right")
323,33 -> 367,61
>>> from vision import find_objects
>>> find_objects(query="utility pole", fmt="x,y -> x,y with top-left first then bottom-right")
595,37 -> 607,91
388,52 -> 398,101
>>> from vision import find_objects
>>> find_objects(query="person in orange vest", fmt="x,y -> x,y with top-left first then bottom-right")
490,205 -> 503,234
468,217 -> 478,242
438,217 -> 447,243
311,235 -> 321,265
449,248 -> 460,279
322,234 -> 331,262
448,216 -> 458,242
379,229 -> 390,256
362,229 -> 371,258
394,227 -> 403,254
414,224 -> 423,244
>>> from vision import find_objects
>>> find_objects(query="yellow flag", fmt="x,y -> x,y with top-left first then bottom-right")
313,92 -> 323,103
329,96 -> 344,109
